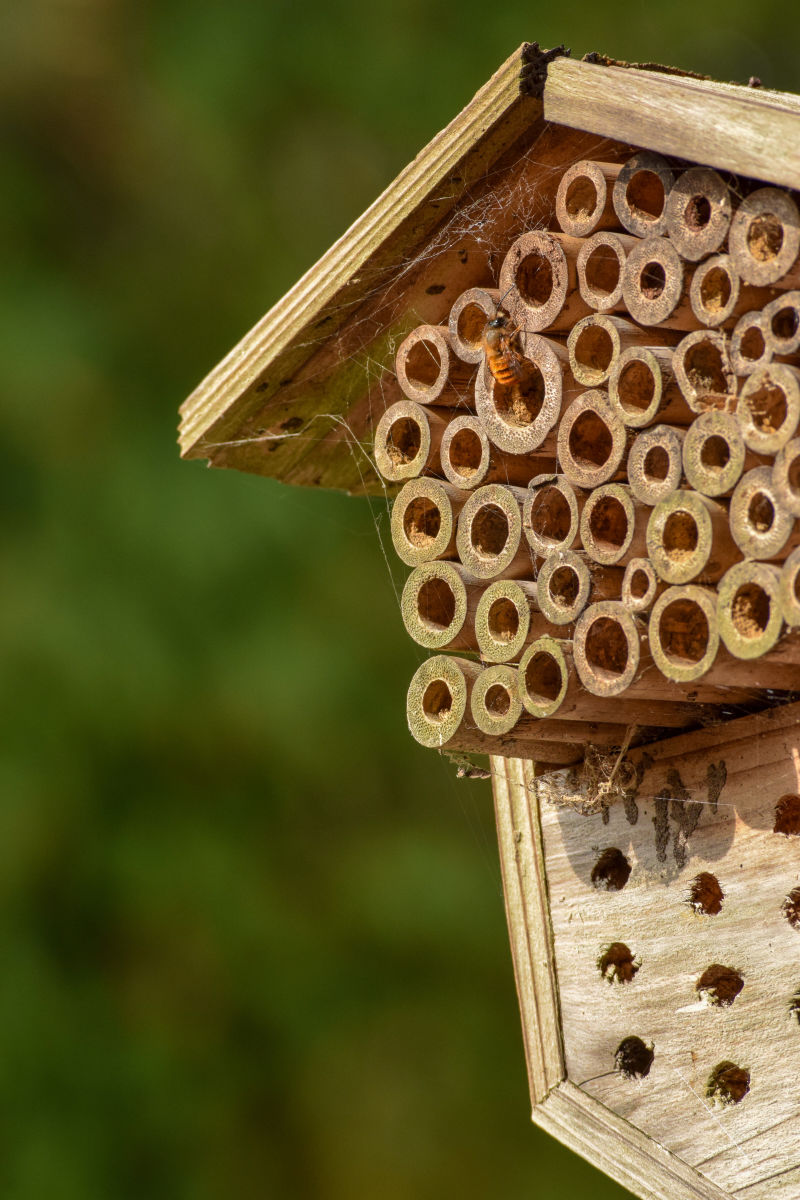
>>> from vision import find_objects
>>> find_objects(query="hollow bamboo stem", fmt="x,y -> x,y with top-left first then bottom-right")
498,231 -> 592,334
474,331 -> 578,456
576,231 -> 638,313
567,313 -> 677,390
395,325 -> 475,407
772,437 -> 800,517
400,561 -> 481,652
607,345 -> 693,429
621,558 -> 665,613
736,363 -> 800,455
523,473 -> 584,557
716,561 -> 784,660
536,549 -> 623,626
646,489 -> 740,584
730,310 -> 773,376
455,483 -> 533,580
728,187 -> 800,287
622,237 -> 697,330
729,466 -> 800,560
390,478 -> 469,566
556,390 -> 630,489
681,410 -> 752,498
612,151 -> 674,239
555,160 -> 622,238
448,287 -> 501,364
439,414 -> 551,490
672,329 -> 736,414
374,400 -> 447,482
689,255 -> 774,329
627,424 -> 686,506
474,578 -> 563,663
579,483 -> 650,567
573,600 -> 649,697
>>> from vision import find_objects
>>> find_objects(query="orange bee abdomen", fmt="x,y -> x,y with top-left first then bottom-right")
487,351 -> 525,387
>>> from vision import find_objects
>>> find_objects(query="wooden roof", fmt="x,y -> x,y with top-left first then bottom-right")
179,47 -> 800,495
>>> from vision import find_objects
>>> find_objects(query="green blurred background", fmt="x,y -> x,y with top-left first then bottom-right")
2,3 -> 798,1197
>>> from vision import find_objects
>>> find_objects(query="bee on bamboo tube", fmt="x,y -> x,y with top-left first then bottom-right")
482,292 -> 532,411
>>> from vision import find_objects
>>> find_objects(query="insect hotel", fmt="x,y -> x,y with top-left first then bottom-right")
180,45 -> 800,1200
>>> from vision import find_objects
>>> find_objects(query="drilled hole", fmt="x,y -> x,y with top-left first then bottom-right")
457,302 -> 488,349
549,565 -> 579,609
744,381 -> 788,433
568,410 -> 613,469
598,942 -> 639,984
416,578 -> 456,632
774,794 -> 800,836
639,260 -> 666,299
658,599 -> 709,665
685,341 -> 727,394
585,618 -> 629,678
405,339 -> 441,387
574,325 -> 614,380
493,367 -> 545,427
471,504 -> 509,558
747,212 -> 783,262
422,680 -> 452,722
626,170 -> 664,221
782,886 -> 800,929
529,486 -> 572,546
699,266 -> 732,314
516,252 -> 554,307
697,964 -> 744,1007
566,175 -> 598,220
747,491 -> 775,533
685,194 -> 712,229
487,597 -> 519,643
700,435 -> 730,472
484,683 -> 511,716
387,417 -> 422,466
772,306 -> 799,342
591,847 -> 632,891
585,245 -> 620,296
615,1036 -> 654,1079
707,1062 -> 750,1106
448,427 -> 482,478
588,496 -> 627,552
643,445 -> 669,481
403,497 -> 441,547
524,651 -> 562,703
740,325 -> 765,361
617,359 -> 656,414
662,511 -> 699,562
689,872 -> 724,916
731,583 -> 770,639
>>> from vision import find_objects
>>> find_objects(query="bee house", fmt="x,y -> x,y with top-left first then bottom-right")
180,45 -> 800,1200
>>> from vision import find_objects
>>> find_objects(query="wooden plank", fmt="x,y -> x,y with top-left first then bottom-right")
544,58 -> 800,190
490,756 -> 564,1103
535,1081 -> 730,1200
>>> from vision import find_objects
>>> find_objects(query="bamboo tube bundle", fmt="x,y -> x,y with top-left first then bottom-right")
575,231 -> 638,313
395,324 -> 474,406
374,400 -> 447,482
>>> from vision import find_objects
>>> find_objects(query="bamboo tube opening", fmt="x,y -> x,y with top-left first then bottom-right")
519,638 -> 568,716
730,467 -> 796,558
682,411 -> 745,497
773,438 -> 800,516
391,479 -> 460,566
556,161 -> 620,238
780,548 -> 800,625
487,596 -> 519,643
627,425 -> 684,505
765,291 -> 800,354
730,311 -> 771,375
400,562 -> 472,651
640,260 -> 666,298
651,590 -> 717,680
558,392 -> 626,488
448,287 -> 499,363
574,602 -> 641,695
608,344 -> 690,430
615,357 -> 655,416
423,679 -> 453,722
728,187 -> 800,285
499,232 -> 577,333
647,490 -> 729,584
471,503 -> 509,557
404,497 -> 441,547
568,315 -> 617,386
738,365 -> 800,454
456,484 -> 528,579
417,577 -> 456,631
674,330 -> 734,412
445,423 -> 483,481
586,618 -> 629,677
474,579 -> 539,662
622,558 -> 658,612
524,477 -> 578,555
471,665 -> 526,736
613,153 -> 673,237
580,485 -> 640,565
405,340 -> 440,388
699,265 -> 730,310
622,238 -> 686,327
492,367 -> 546,427
485,682 -> 511,715
718,562 -> 783,659
407,655 -> 479,749
577,234 -> 629,311
536,549 -> 590,624
701,436 -> 730,471
375,400 -> 440,482
690,256 -> 742,328
387,416 -> 421,465
666,168 -> 731,262
570,411 -> 612,466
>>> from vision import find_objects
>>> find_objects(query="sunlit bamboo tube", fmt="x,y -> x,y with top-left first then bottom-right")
717,561 -> 784,660
728,187 -> 800,287
689,254 -> 773,329
664,167 -> 732,261
474,332 -> 578,455
622,237 -> 697,330
763,291 -> 800,355
649,586 -> 719,683
391,478 -> 468,566
556,390 -> 630,489
448,287 -> 500,364
523,473 -> 584,557
439,415 -> 550,490
579,483 -> 649,567
607,346 -> 693,429
567,313 -> 675,389
555,160 -> 623,238
646,490 -> 739,584
730,467 -> 800,560
455,483 -> 532,580
612,151 -> 675,239
406,654 -> 583,763
576,231 -> 638,313
681,410 -> 751,498
730,309 -> 773,376
518,635 -> 717,726
627,424 -> 685,506
498,231 -> 591,334
474,579 -> 560,663
736,364 -> 800,455
400,562 -> 480,651
673,329 -> 736,413
779,547 -> 800,626
621,558 -> 664,613
773,437 -> 800,517
395,324 -> 474,406
536,549 -> 622,626
573,600 -> 649,697
374,400 -> 447,482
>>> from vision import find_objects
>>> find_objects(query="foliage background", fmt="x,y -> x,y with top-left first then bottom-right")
2,3 -> 797,1196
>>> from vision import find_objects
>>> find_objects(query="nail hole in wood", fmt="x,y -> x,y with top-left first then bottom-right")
707,1061 -> 750,1106
598,942 -> 639,984
591,847 -> 632,891
696,964 -> 744,1006
774,795 -> 800,836
688,872 -> 724,915
614,1036 -> 654,1079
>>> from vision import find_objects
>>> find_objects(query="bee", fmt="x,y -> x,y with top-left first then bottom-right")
482,307 -> 528,388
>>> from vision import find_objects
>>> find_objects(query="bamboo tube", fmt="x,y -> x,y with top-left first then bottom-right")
374,400 -> 446,482
406,654 -> 583,763
536,549 -> 622,626
622,237 -> 697,330
474,579 -> 562,663
621,558 -> 664,613
730,467 -> 800,559
779,547 -> 800,626
518,635 -> 719,726
736,363 -> 800,455
728,187 -> 800,287
567,313 -> 676,389
646,489 -> 740,584
607,345 -> 693,428
555,160 -> 622,238
474,332 -> 577,455
579,483 -> 649,567
390,478 -> 468,566
573,600 -> 648,697
649,585 -> 719,683
556,390 -> 630,488
400,562 -> 480,652
395,325 -> 474,406
439,415 -> 551,490
672,329 -> 736,414
576,231 -> 638,313
664,167 -> 732,262
717,561 -> 784,660
627,424 -> 685,505
612,151 -> 675,239
763,291 -> 800,355
498,230 -> 591,333
689,254 -> 774,329
730,309 -> 773,376
455,483 -> 533,580
523,473 -> 584,556
682,410 -> 750,498
448,287 -> 500,364
773,437 -> 800,516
